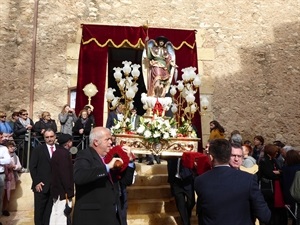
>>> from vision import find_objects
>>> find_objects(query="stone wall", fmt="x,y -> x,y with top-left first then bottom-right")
1,0 -> 299,147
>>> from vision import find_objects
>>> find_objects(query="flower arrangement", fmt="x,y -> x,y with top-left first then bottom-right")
136,116 -> 177,143
177,118 -> 198,138
110,118 -> 133,135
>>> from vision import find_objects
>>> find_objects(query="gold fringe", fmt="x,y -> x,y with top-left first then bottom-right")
82,38 -> 145,48
82,38 -> 195,50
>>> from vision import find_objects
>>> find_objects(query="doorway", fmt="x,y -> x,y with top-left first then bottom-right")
107,47 -> 146,116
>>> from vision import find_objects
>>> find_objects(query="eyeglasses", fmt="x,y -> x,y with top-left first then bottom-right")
0,116 -> 6,118
22,113 -> 28,116
231,154 -> 243,159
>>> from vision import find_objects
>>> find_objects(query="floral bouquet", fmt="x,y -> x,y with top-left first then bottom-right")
136,116 -> 177,143
110,118 -> 133,135
177,118 -> 198,138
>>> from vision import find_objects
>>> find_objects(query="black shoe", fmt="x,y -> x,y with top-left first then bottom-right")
138,158 -> 143,163
2,210 -> 10,216
147,161 -> 154,165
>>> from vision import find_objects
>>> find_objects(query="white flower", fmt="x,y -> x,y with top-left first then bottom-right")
162,132 -> 170,139
144,130 -> 152,138
156,123 -> 162,130
153,131 -> 161,138
137,125 -> 146,134
169,128 -> 177,137
113,123 -> 121,129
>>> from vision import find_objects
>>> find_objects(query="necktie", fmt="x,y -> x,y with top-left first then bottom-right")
50,146 -> 54,156
101,157 -> 113,183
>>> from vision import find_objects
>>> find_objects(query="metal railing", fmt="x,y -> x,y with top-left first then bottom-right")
13,133 -> 89,170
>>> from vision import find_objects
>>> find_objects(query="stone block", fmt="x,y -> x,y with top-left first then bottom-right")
197,48 -> 215,61
66,59 -> 79,75
66,43 -> 80,60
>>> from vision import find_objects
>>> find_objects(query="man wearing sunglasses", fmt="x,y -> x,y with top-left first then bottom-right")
0,112 -> 13,140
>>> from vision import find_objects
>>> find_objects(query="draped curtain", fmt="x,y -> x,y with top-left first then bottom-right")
76,24 -> 202,145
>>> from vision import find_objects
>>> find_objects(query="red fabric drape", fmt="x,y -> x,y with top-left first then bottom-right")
76,24 -> 202,147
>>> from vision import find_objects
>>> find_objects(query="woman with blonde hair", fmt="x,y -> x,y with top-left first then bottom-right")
34,111 -> 57,136
58,104 -> 77,135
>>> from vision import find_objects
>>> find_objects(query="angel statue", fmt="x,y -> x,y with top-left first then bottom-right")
143,36 -> 176,97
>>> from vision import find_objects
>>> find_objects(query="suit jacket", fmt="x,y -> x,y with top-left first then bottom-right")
72,147 -> 135,225
167,158 -> 194,188
29,144 -> 58,193
194,166 -> 271,225
106,111 -> 119,129
50,146 -> 74,200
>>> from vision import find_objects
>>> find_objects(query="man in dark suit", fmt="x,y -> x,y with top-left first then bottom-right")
29,129 -> 58,225
106,103 -> 124,129
194,139 -> 271,225
49,133 -> 74,225
72,127 -> 135,225
167,158 -> 196,225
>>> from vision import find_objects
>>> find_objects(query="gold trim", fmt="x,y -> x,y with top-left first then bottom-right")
114,134 -> 200,156
82,38 -> 195,50
82,38 -> 145,49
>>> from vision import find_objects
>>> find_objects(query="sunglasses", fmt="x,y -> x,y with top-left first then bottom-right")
22,113 -> 28,116
0,116 -> 6,118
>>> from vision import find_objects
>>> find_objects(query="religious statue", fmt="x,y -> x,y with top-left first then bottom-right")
143,36 -> 176,97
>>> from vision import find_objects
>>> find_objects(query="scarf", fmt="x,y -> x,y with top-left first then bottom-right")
19,117 -> 30,128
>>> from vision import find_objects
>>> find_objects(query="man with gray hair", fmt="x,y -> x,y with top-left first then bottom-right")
73,127 -> 135,225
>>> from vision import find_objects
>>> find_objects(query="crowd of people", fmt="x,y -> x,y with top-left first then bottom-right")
1,103 -> 300,225
0,104 -> 138,225
0,105 -> 95,169
204,120 -> 300,225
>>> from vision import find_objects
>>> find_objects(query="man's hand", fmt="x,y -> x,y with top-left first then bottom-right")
35,182 -> 44,192
107,158 -> 123,169
122,146 -> 134,161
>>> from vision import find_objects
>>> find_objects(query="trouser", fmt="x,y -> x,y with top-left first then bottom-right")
34,191 -> 53,225
171,178 -> 195,225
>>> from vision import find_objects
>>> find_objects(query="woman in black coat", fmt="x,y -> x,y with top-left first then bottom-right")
72,109 -> 93,136
33,111 -> 57,136
259,144 -> 288,225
